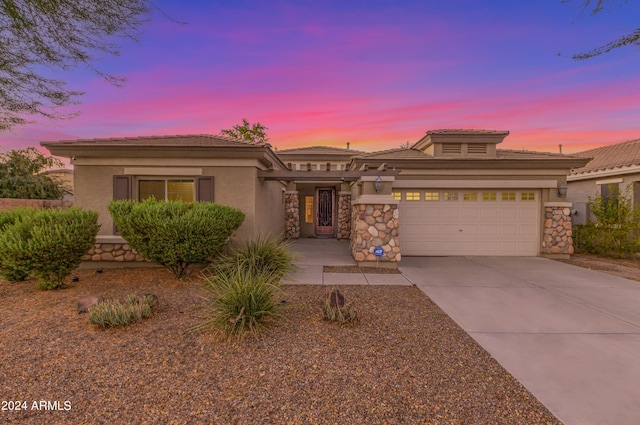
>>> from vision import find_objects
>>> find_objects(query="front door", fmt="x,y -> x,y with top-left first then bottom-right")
315,187 -> 335,236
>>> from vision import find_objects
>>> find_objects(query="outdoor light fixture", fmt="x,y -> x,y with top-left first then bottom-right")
374,176 -> 383,193
557,183 -> 568,198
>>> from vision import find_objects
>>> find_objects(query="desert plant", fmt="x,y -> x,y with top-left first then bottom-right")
88,294 -> 157,328
574,185 -> 640,257
195,267 -> 283,339
210,234 -> 296,280
0,207 -> 99,289
109,199 -> 244,278
322,288 -> 357,325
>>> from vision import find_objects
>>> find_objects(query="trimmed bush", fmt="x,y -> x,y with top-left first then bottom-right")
109,199 -> 245,278
210,235 -> 296,280
0,208 -> 38,281
0,207 -> 99,289
88,294 -> 157,328
196,267 -> 283,339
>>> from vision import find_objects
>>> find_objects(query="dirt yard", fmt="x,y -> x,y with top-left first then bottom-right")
0,267 -> 561,424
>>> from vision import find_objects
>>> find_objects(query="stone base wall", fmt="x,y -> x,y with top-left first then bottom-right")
337,193 -> 351,240
82,243 -> 146,262
542,203 -> 573,256
0,198 -> 72,211
284,192 -> 300,239
350,203 -> 400,262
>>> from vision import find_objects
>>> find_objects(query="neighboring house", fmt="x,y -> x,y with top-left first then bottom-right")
42,129 -> 589,264
567,138 -> 640,224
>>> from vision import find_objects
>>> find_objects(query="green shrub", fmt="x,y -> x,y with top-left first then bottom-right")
210,234 -> 296,280
109,199 -> 245,278
195,267 -> 283,339
0,207 -> 99,289
0,208 -> 38,281
88,294 -> 157,328
574,185 -> 640,257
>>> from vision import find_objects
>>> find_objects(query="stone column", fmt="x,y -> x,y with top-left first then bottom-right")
337,192 -> 351,240
350,195 -> 400,267
542,202 -> 573,258
284,191 -> 300,239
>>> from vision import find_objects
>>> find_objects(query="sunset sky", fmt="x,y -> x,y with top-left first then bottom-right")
2,0 -> 639,154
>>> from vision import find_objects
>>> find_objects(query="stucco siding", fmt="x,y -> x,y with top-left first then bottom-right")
74,165 -> 124,236
254,180 -> 286,237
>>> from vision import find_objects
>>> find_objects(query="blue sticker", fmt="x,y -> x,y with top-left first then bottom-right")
373,246 -> 384,257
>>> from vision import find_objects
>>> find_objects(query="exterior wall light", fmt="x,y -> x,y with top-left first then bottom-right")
557,183 -> 568,198
374,176 -> 383,193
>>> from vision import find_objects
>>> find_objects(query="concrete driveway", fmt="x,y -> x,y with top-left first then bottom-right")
400,256 -> 640,425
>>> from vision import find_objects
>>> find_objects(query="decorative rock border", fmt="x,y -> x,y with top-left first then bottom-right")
542,202 -> 573,256
337,192 -> 351,240
82,243 -> 145,262
350,203 -> 400,263
284,191 -> 300,239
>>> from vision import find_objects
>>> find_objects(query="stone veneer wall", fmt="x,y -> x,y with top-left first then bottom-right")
82,243 -> 146,262
336,192 -> 351,240
350,203 -> 400,262
284,192 -> 300,239
542,202 -> 573,256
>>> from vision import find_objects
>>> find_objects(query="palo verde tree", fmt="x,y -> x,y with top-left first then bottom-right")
0,147 -> 69,199
0,0 -> 151,131
220,119 -> 269,144
565,0 -> 640,60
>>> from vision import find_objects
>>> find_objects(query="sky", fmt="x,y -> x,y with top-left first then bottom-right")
1,0 -> 640,155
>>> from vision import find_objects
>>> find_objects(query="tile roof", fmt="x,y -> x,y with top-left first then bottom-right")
276,146 -> 364,155
570,138 -> 640,175
351,147 -> 573,161
425,129 -> 510,136
42,134 -> 270,148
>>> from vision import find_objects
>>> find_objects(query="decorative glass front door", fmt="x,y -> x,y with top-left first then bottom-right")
315,188 -> 335,236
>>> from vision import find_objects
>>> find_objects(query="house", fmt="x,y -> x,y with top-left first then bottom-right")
41,168 -> 74,200
567,138 -> 640,224
41,129 -> 589,264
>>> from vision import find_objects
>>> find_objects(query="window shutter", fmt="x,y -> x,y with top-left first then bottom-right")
113,175 -> 132,200
113,175 -> 132,234
196,176 -> 214,202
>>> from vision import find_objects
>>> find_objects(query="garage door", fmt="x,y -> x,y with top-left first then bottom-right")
397,189 -> 540,256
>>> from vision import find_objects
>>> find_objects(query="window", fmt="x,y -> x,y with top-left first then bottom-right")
601,183 -> 620,205
482,192 -> 497,201
305,196 -> 314,223
392,192 -> 402,201
521,192 -> 536,201
443,192 -> 458,201
405,192 -> 420,201
463,192 -> 478,201
139,179 -> 195,202
424,192 -> 439,201
502,192 -> 516,201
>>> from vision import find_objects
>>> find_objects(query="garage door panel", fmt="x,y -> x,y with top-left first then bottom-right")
399,189 -> 540,256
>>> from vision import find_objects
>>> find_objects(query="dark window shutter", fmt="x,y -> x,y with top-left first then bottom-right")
113,175 -> 132,200
113,175 -> 132,234
196,176 -> 214,202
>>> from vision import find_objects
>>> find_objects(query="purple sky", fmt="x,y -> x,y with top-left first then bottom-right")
2,0 -> 639,154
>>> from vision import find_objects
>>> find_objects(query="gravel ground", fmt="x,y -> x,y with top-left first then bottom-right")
556,253 -> 640,282
0,268 -> 561,425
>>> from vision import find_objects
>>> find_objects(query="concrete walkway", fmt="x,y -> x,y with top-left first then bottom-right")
400,256 -> 640,425
283,238 -> 412,286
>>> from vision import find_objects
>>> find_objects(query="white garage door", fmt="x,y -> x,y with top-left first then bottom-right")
397,189 -> 540,256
